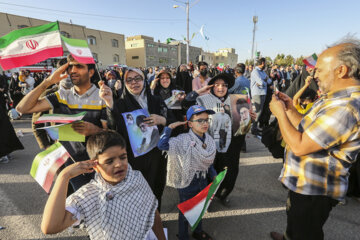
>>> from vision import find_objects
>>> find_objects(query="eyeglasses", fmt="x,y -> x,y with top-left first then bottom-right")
190,118 -> 211,125
214,83 -> 228,88
125,75 -> 143,84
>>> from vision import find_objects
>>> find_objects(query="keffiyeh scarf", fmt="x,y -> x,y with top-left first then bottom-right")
66,165 -> 157,240
167,129 -> 216,189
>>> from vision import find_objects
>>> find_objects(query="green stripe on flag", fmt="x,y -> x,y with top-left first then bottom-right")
0,22 -> 59,49
312,53 -> 318,61
61,35 -> 89,48
191,169 -> 227,231
30,142 -> 63,178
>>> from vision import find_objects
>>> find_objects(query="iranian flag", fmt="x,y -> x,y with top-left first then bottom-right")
178,169 -> 227,231
61,35 -> 95,64
34,111 -> 86,124
30,142 -> 70,193
303,53 -> 318,68
0,22 -> 63,70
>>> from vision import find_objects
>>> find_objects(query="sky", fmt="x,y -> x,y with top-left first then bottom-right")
1,0 -> 360,62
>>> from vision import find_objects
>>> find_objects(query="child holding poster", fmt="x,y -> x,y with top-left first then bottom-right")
158,105 -> 216,240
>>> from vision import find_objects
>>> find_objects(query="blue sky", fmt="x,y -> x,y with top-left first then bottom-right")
1,0 -> 360,62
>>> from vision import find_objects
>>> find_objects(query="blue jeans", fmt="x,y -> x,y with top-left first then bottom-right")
178,173 -> 208,240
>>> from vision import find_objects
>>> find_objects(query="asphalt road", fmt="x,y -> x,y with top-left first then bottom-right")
0,119 -> 359,240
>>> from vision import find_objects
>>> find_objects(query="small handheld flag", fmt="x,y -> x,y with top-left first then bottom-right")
177,169 -> 227,231
61,36 -> 95,64
303,53 -> 318,69
30,142 -> 70,193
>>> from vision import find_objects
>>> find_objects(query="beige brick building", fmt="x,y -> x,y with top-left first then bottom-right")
214,48 -> 238,68
198,51 -> 215,66
0,12 -> 126,71
126,35 -> 202,68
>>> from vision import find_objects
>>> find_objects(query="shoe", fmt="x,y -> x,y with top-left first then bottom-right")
0,156 -> 9,164
270,231 -> 284,240
220,197 -> 231,207
339,199 -> 347,206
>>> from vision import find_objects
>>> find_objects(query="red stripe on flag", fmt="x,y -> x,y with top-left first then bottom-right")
177,183 -> 212,214
0,47 -> 63,70
34,119 -> 77,124
71,54 -> 95,64
303,59 -> 315,68
43,152 -> 69,193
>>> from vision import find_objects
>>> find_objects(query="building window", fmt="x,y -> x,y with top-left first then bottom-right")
147,56 -> 155,60
147,44 -> 154,48
17,24 -> 29,29
92,53 -> 98,62
88,36 -> 96,45
158,47 -> 162,53
163,47 -> 168,53
171,47 -> 176,51
216,56 -> 219,60
221,56 -> 224,60
112,39 -> 119,48
113,54 -> 119,63
61,31 -> 71,38
132,56 -> 139,59
131,43 -> 138,47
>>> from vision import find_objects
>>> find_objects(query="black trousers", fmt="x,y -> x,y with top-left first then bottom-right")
285,190 -> 338,240
347,158 -> 360,197
214,134 -> 245,200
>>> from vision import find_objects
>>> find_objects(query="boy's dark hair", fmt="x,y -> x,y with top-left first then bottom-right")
198,61 -> 208,69
86,130 -> 126,160
136,115 -> 147,127
300,88 -> 317,101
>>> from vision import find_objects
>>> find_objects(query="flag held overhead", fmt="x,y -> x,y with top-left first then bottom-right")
61,36 -> 95,64
0,22 -> 63,70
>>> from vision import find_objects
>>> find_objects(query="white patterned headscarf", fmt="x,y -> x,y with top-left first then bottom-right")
65,165 -> 157,240
167,129 -> 216,189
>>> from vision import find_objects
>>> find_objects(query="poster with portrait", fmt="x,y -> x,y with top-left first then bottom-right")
122,109 -> 160,157
211,103 -> 232,153
164,90 -> 185,109
230,94 -> 252,136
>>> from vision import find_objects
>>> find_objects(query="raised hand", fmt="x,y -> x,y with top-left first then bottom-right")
99,81 -> 114,108
196,84 -> 213,95
71,121 -> 102,136
168,121 -> 187,129
61,159 -> 96,180
45,63 -> 69,86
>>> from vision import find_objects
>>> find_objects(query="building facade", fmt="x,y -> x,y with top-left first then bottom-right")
198,51 -> 215,66
0,12 -> 126,71
214,48 -> 238,68
126,35 -> 202,68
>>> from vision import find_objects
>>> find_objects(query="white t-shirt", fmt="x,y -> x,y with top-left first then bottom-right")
25,76 -> 35,91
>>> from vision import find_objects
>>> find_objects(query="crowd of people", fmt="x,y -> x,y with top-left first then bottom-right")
0,38 -> 360,240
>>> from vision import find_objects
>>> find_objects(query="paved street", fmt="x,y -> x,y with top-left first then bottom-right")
0,118 -> 359,240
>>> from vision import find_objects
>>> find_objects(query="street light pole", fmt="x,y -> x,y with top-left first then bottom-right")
186,0 -> 190,64
251,15 -> 258,66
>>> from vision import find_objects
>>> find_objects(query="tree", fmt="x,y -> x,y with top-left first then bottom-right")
284,55 -> 295,66
245,59 -> 254,66
265,56 -> 273,65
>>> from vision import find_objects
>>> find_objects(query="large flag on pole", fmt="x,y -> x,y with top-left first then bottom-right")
178,169 -> 227,231
0,22 -> 63,70
302,53 -> 318,69
30,142 -> 70,193
61,36 -> 95,64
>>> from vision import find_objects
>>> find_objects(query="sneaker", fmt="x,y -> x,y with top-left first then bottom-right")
0,156 -> 9,164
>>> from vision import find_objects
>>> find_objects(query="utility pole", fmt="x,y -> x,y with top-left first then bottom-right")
186,0 -> 190,64
251,15 -> 258,66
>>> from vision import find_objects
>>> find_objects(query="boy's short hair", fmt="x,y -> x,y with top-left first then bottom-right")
86,130 -> 126,160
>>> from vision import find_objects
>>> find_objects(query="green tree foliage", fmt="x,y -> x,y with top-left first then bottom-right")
295,56 -> 305,66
